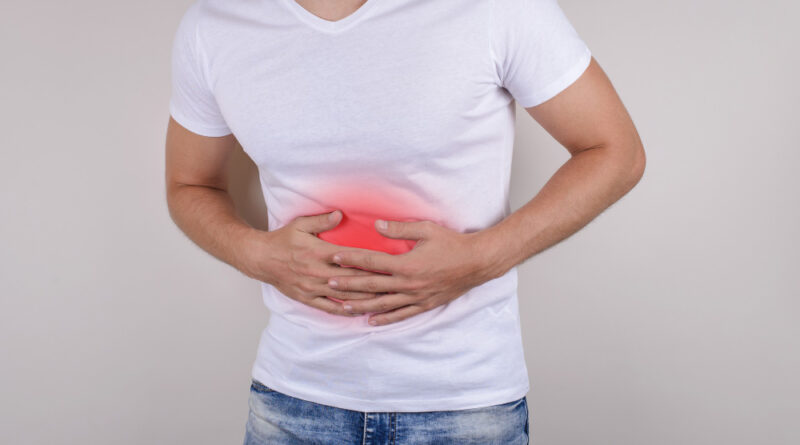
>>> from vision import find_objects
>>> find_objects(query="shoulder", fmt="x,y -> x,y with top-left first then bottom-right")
173,0 -> 237,44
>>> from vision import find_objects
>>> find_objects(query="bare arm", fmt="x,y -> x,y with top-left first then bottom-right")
321,57 -> 646,326
164,117 -> 255,272
164,117 -> 381,315
476,57 -> 646,279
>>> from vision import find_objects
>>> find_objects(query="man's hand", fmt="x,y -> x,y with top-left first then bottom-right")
326,219 -> 502,326
238,210 -> 389,317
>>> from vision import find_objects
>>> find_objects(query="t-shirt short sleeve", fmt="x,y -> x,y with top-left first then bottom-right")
490,0 -> 592,108
168,2 -> 232,137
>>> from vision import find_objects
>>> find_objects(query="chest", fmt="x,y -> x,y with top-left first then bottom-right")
208,19 -> 498,171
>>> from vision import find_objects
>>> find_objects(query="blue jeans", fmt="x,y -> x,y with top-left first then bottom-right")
243,378 -> 530,444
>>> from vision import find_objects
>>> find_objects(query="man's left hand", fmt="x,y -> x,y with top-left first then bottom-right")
327,219 -> 502,326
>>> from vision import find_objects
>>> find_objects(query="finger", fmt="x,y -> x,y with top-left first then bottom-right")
331,247 -> 404,275
293,209 -> 342,234
320,286 -> 383,302
375,219 -> 437,240
328,274 -> 407,294
300,265 -> 395,302
306,295 -> 361,317
298,262 -> 384,288
322,264 -> 382,277
367,302 -> 428,326
341,292 -> 417,315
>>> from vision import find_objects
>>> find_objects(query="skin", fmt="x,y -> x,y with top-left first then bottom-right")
165,135 -> 383,318
328,58 -> 646,325
294,0 -> 369,22
166,10 -> 645,326
164,0 -> 394,319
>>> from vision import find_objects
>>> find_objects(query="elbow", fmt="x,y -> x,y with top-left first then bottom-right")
633,139 -> 647,183
623,138 -> 646,191
165,183 -> 182,226
630,139 -> 646,182
599,135 -> 645,193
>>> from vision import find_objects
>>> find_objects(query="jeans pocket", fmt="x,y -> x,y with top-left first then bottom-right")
250,378 -> 276,394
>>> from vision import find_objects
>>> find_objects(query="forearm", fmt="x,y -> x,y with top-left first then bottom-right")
475,144 -> 645,279
166,183 -> 260,273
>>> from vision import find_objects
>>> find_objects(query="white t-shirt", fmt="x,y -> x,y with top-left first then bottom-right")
169,0 -> 591,412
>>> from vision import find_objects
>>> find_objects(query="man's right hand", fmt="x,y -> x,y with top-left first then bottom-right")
238,209 -> 385,317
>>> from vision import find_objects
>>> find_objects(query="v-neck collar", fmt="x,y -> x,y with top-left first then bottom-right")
280,0 -> 381,34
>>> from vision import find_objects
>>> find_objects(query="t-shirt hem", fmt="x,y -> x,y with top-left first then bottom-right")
168,102 -> 233,137
514,46 -> 592,108
251,366 -> 530,413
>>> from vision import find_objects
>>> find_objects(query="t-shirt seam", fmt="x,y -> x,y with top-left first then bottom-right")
188,1 -> 232,134
191,3 -> 217,102
487,0 -> 503,88
512,45 -> 592,107
169,102 -> 232,136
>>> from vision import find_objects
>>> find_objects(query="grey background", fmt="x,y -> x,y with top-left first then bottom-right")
1,0 -> 798,444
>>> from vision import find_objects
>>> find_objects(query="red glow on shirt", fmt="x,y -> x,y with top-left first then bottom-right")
316,211 -> 416,303
317,211 -> 417,256
303,181 -> 442,303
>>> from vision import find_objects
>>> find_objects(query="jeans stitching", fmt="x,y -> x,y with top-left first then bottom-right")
362,412 -> 367,445
391,412 -> 397,445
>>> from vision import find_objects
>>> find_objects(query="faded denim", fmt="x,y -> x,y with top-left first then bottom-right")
244,378 -> 529,444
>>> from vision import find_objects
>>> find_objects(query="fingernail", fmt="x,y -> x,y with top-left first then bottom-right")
376,220 -> 387,230
369,319 -> 378,326
329,210 -> 339,221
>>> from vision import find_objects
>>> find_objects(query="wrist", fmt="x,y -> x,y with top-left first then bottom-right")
230,224 -> 266,278
468,226 -> 514,281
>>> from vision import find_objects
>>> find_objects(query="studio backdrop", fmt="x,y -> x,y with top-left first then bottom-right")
1,0 -> 798,444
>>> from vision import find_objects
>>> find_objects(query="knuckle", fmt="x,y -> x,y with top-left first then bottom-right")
305,269 -> 324,280
292,290 -> 310,302
288,250 -> 308,269
313,298 -> 334,313
297,281 -> 315,293
287,228 -> 303,244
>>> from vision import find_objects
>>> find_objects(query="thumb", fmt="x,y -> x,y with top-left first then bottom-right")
295,210 -> 342,234
375,219 -> 432,240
